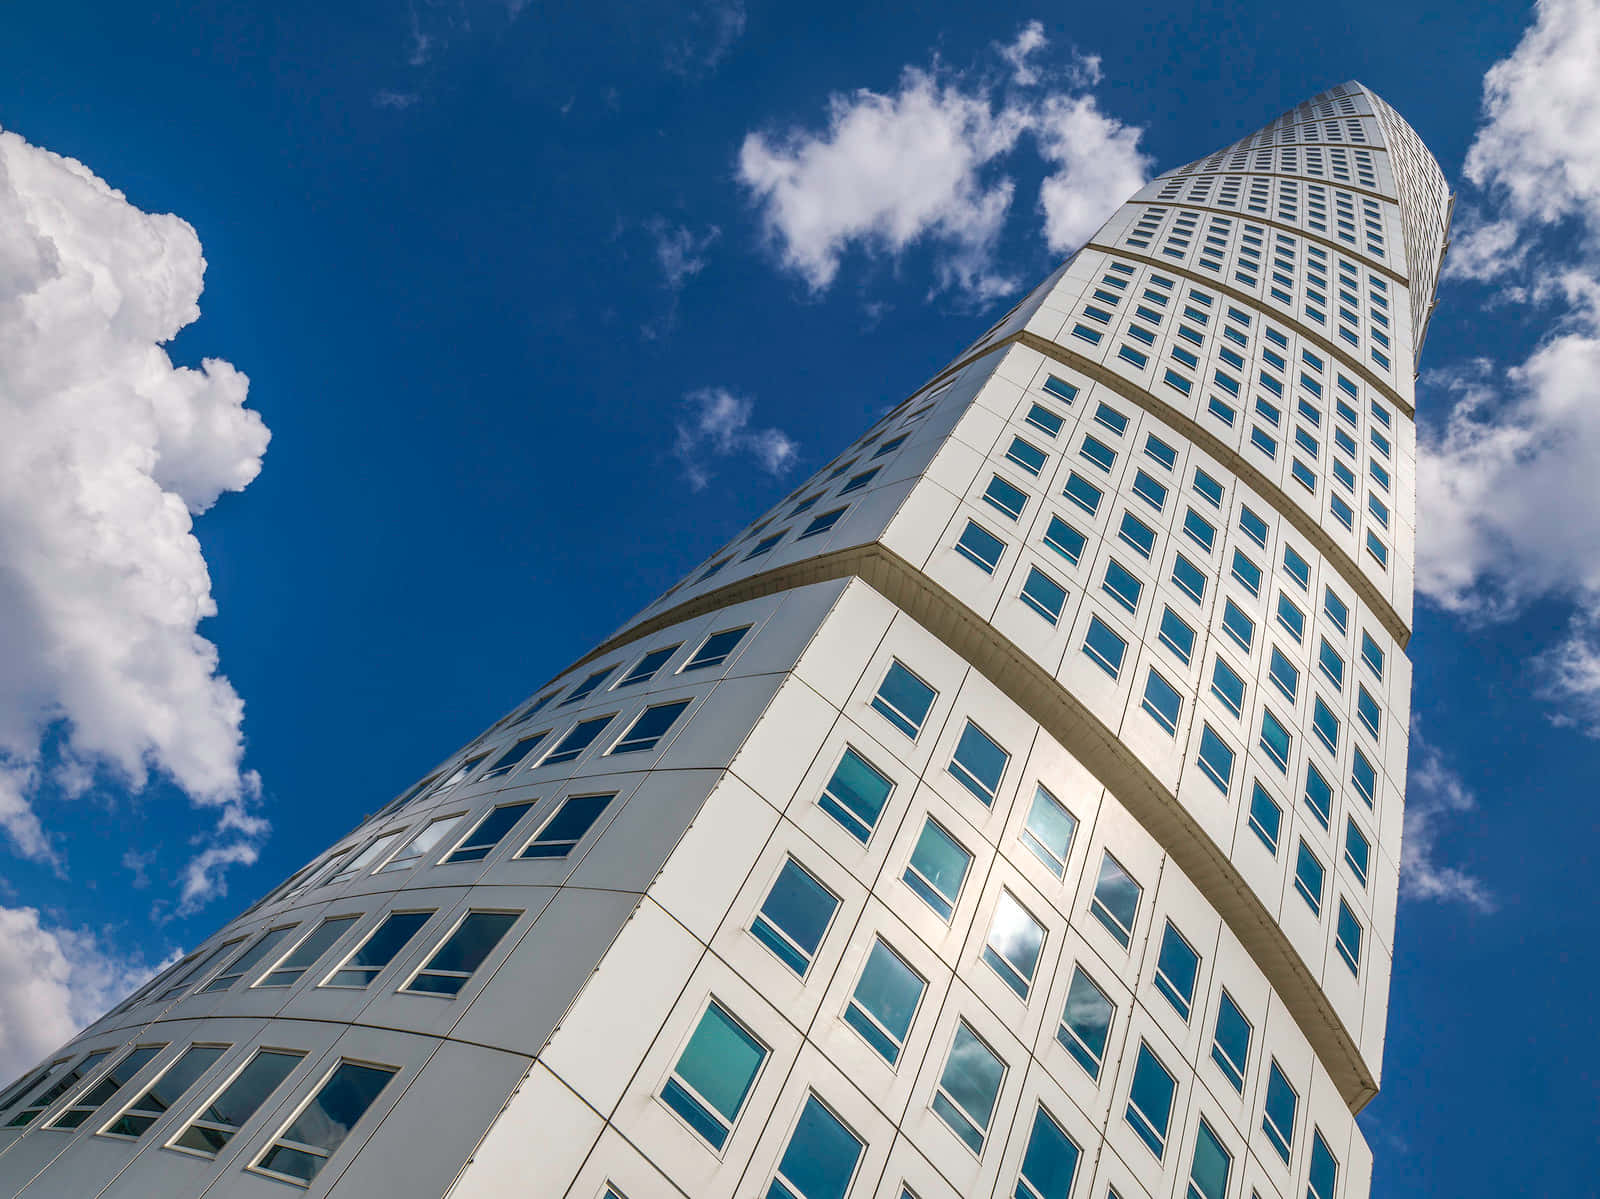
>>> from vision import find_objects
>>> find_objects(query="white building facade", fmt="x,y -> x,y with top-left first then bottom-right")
0,81 -> 1448,1199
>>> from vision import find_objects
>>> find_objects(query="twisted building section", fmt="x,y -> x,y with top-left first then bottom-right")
0,81 -> 1446,1199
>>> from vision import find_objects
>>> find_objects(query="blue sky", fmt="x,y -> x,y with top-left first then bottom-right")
0,0 -> 1595,1192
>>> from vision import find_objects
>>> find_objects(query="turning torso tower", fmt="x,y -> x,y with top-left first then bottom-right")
0,82 -> 1447,1199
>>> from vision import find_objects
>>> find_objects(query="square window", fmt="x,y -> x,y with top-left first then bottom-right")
1089,852 -> 1141,948
983,475 -> 1029,521
981,891 -> 1046,999
1352,747 -> 1377,807
818,747 -> 893,843
1344,818 -> 1370,887
1312,696 -> 1340,754
1259,708 -> 1292,773
517,793 -> 613,858
1262,1062 -> 1297,1163
661,1002 -> 767,1150
1020,567 -> 1068,625
1304,762 -> 1333,828
560,667 -> 615,708
1210,658 -> 1245,717
1183,508 -> 1216,554
840,468 -> 879,495
1157,605 -> 1195,664
1094,403 -> 1130,436
1082,615 -> 1127,679
1020,785 -> 1077,878
751,859 -> 839,977
902,818 -> 971,921
1007,437 -> 1048,475
871,662 -> 937,739
932,1023 -> 1006,1154
1043,515 -> 1087,565
844,940 -> 925,1065
1119,513 -> 1157,559
617,645 -> 681,688
948,721 -> 1009,806
1017,1106 -> 1082,1199
768,1096 -> 863,1199
1102,560 -> 1144,614
1042,375 -> 1079,403
1231,550 -> 1262,596
955,520 -> 1006,574
1080,435 -> 1117,472
1132,469 -> 1168,512
1141,668 -> 1182,735
323,912 -> 432,988
685,626 -> 750,671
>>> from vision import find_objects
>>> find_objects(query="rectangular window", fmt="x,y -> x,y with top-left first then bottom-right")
767,1096 -> 863,1199
1063,473 -> 1103,516
1295,840 -> 1325,916
1125,1043 -> 1176,1159
1259,708 -> 1292,773
1042,375 -> 1078,403
800,508 -> 847,539
751,859 -> 838,977
201,927 -> 299,994
1221,599 -> 1254,651
840,467 -> 879,495
1269,647 -> 1300,702
1026,404 -> 1064,438
1158,606 -> 1195,664
1336,899 -> 1364,976
1323,586 -> 1349,632
1345,819 -> 1371,887
258,916 -> 360,988
1133,469 -> 1168,511
611,699 -> 692,754
948,721 -> 1009,806
324,911 -> 432,988
1304,763 -> 1334,829
1361,631 -> 1385,679
480,734 -> 548,780
1357,686 -> 1382,739
1318,639 -> 1345,690
1089,852 -> 1141,948
1080,435 -> 1117,473
1103,560 -> 1143,614
1016,1106 -> 1081,1199
253,1060 -> 397,1184
329,833 -> 404,884
1153,921 -> 1200,1021
1188,1119 -> 1233,1199
1192,469 -> 1224,507
1352,747 -> 1377,807
444,802 -> 534,863
902,819 -> 970,921
1142,669 -> 1182,735
104,1044 -> 227,1138
663,1002 -> 767,1151
1043,515 -> 1087,565
1312,697 -> 1340,754
983,475 -> 1029,520
1249,781 -> 1281,854
1262,1061 -> 1297,1163
844,939 -> 925,1065
1082,615 -> 1127,679
1172,555 -> 1207,604
560,666 -> 614,707
1197,723 -> 1235,795
1007,437 -> 1048,475
818,748 -> 893,843
618,645 -> 680,687
1145,434 -> 1177,470
404,910 -> 519,996
517,793 -> 613,859
1277,594 -> 1305,642
932,1023 -> 1005,1154
684,626 -> 750,670
1094,402 -> 1130,436
7,1052 -> 112,1128
1021,785 -> 1077,878
378,814 -> 461,873
1231,550 -> 1262,596
1057,967 -> 1114,1080
1210,991 -> 1252,1093
1119,513 -> 1156,559
542,716 -> 614,766
981,891 -> 1046,999
1309,1129 -> 1341,1199
1239,505 -> 1268,547
955,520 -> 1006,574
172,1049 -> 303,1156
871,661 -> 937,739
1210,657 -> 1245,717
47,1045 -> 163,1129
1020,566 -> 1068,624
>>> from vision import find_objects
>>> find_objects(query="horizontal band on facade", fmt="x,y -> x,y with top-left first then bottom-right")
1155,165 -> 1398,210
1081,243 -> 1415,419
566,543 -> 1381,1113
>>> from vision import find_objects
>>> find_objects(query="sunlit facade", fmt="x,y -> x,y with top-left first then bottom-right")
0,81 -> 1446,1199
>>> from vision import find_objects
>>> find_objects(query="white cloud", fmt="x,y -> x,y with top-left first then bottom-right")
737,23 -> 1146,300
649,221 -> 720,291
0,127 -> 269,889
0,906 -> 173,1079
664,0 -> 747,77
672,387 -> 797,491
1400,740 -> 1496,911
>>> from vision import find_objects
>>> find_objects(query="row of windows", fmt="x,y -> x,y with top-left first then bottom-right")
1152,170 -> 1392,267
1,1043 -> 396,1188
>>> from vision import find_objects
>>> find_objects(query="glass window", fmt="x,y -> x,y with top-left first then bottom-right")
1083,616 -> 1127,679
619,645 -> 680,686
844,939 -> 925,1065
542,716 -> 614,765
767,1096 -> 863,1199
840,468 -> 879,495
1145,434 -> 1177,470
6,1051 -> 112,1128
258,916 -> 360,988
324,911 -> 433,988
1094,402 -> 1130,436
1125,1043 -> 1176,1158
1021,785 -> 1077,877
1357,686 -> 1381,738
1277,593 -> 1306,642
1192,468 -> 1223,507
1142,668 -> 1182,735
984,475 -> 1030,520
379,814 -> 462,873
662,1002 -> 767,1150
1323,587 -> 1348,633
1080,435 -> 1117,472
1183,508 -> 1216,554
1158,607 -> 1195,664
982,892 -> 1046,999
1262,1061 -> 1297,1163
48,1045 -> 163,1129
481,734 -> 549,780
1283,545 -> 1311,590
1043,375 -> 1079,403
685,627 -> 750,670
1153,921 -> 1200,1021
444,802 -> 534,863
201,927 -> 299,993
818,748 -> 893,843
1020,567 -> 1068,624
1188,1119 -> 1232,1199
1058,967 -> 1114,1080
800,508 -> 848,539
1171,554 -> 1207,604
1231,550 -> 1262,596
1318,639 -> 1345,690
1192,720 -> 1236,797
1007,437 -> 1049,475
1026,404 -> 1064,438
1304,762 -> 1334,828
1259,708 -> 1292,773
872,661 -> 937,739
433,753 -> 489,793
1119,513 -> 1157,559
1312,697 -> 1340,754
404,910 -> 519,996
1210,991 -> 1252,1092
1239,505 -> 1269,547
1103,560 -> 1143,614
329,832 -> 404,883
1336,899 -> 1364,976
744,532 -> 785,560
611,700 -> 692,754
956,520 -> 1006,573
1221,599 -> 1254,651
1133,469 -> 1169,511
560,667 -> 614,707
751,860 -> 838,977
1062,472 -> 1103,516
1352,748 -> 1377,807
1309,1129 -> 1340,1199
1344,819 -> 1371,887
1295,840 -> 1325,916
932,1023 -> 1005,1154
903,819 -> 970,921
1090,852 -> 1141,948
253,1060 -> 397,1184
948,721 -> 1009,805
1044,515 -> 1087,564
518,793 -> 613,858
104,1044 -> 227,1138
172,1049 -> 303,1156
1361,631 -> 1385,679
1016,1106 -> 1081,1199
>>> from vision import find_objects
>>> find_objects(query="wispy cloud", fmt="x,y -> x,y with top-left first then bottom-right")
672,387 -> 798,491
737,20 -> 1149,301
0,126 -> 269,896
373,89 -> 420,110
640,220 -> 721,340
664,0 -> 747,78
1401,739 -> 1496,911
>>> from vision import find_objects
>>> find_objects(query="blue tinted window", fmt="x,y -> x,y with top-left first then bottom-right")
1183,508 -> 1216,553
982,891 -> 1046,998
1125,1043 -> 1176,1158
1294,840 -> 1325,916
984,475 -> 1029,520
1352,748 -> 1377,806
1103,560 -> 1143,614
1063,473 -> 1103,516
1188,1120 -> 1232,1199
1020,567 -> 1068,624
903,820 -> 970,921
686,627 -> 749,670
1043,375 -> 1078,403
1210,991 -> 1251,1092
1304,763 -> 1333,828
1221,599 -> 1254,651
1057,966 -> 1114,1079
1269,647 -> 1299,702
1080,435 -> 1117,472
1133,469 -> 1169,512
948,721 -> 1009,805
663,1003 -> 767,1149
1193,469 -> 1224,507
1083,616 -> 1127,679
1044,516 -> 1087,565
1158,607 -> 1195,664
932,1023 -> 1005,1153
519,793 -> 612,858
1026,404 -> 1064,438
1262,1061 -> 1297,1162
955,520 -> 1006,573
751,860 -> 838,976
1021,785 -> 1077,877
1090,853 -> 1141,948
819,748 -> 893,843
1154,921 -> 1199,1020
844,940 -> 925,1065
1210,658 -> 1245,717
1119,513 -> 1156,559
1231,550 -> 1263,596
767,1097 -> 862,1199
1017,1107 -> 1081,1199
1239,505 -> 1268,547
1336,899 -> 1363,976
1259,708 -> 1292,773
1141,669 -> 1182,735
1007,437 -> 1048,475
1344,819 -> 1370,887
1309,1130 -> 1340,1199
1197,723 -> 1235,795
612,700 -> 692,754
1172,555 -> 1207,604
1277,594 -> 1305,642
871,662 -> 936,739
1312,697 -> 1340,753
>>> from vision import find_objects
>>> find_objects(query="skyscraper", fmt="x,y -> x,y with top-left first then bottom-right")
0,80 -> 1446,1199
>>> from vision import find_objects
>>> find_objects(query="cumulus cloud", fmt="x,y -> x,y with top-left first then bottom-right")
737,21 -> 1148,300
672,387 -> 797,491
0,906 -> 173,1079
0,127 -> 269,885
1401,740 -> 1496,911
